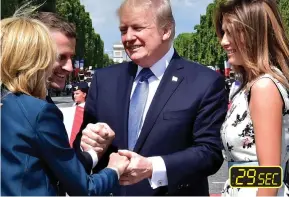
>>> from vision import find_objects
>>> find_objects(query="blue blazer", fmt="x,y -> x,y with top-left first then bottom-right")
75,52 -> 228,195
1,92 -> 118,196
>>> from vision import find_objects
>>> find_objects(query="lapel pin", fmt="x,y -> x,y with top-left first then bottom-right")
172,76 -> 178,82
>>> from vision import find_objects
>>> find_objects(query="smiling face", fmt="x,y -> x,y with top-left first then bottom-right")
49,31 -> 75,90
221,17 -> 245,67
119,8 -> 171,67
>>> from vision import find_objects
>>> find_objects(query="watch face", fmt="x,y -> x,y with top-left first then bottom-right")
230,166 -> 283,188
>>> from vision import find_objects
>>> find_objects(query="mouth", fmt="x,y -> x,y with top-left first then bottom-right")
227,49 -> 236,55
54,72 -> 66,79
127,45 -> 142,51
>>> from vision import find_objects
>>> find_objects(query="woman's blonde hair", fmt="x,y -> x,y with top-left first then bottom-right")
1,16 -> 57,99
214,0 -> 289,91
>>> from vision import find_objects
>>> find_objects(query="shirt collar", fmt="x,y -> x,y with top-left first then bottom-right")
74,102 -> 85,108
135,46 -> 174,80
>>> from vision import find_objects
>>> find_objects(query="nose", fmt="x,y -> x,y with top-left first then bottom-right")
63,58 -> 73,73
221,33 -> 230,49
125,28 -> 136,42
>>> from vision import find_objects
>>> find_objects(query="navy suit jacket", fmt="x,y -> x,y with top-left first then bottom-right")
75,52 -> 228,195
1,92 -> 118,196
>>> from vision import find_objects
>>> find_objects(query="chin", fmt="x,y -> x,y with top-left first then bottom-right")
228,60 -> 243,68
50,82 -> 65,90
130,57 -> 140,63
131,55 -> 148,65
228,59 -> 237,66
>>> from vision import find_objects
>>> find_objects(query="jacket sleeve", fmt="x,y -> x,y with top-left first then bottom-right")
73,71 -> 115,174
163,75 -> 227,192
34,103 -> 118,196
73,72 -> 98,173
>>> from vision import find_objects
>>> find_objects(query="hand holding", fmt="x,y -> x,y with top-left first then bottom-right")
107,152 -> 130,176
118,150 -> 153,185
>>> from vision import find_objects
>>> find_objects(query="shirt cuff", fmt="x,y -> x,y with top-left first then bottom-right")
86,149 -> 98,168
107,167 -> 120,179
148,156 -> 168,189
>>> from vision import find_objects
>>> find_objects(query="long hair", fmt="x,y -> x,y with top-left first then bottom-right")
1,16 -> 57,99
214,0 -> 289,92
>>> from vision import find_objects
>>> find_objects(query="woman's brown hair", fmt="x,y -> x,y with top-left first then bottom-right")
214,0 -> 289,91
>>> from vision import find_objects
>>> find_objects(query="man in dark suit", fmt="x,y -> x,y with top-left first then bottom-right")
75,0 -> 228,195
33,12 -> 99,175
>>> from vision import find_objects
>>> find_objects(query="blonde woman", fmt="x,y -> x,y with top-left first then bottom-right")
1,16 -> 129,196
214,0 -> 289,196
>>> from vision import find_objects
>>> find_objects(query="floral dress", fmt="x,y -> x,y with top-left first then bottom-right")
221,74 -> 289,197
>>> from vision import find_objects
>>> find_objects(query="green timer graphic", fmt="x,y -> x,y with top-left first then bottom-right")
229,166 -> 283,188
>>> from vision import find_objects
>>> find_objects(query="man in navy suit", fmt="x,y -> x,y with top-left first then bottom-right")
76,0 -> 228,195
33,12 -> 99,171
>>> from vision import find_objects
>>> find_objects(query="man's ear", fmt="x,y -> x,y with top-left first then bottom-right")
162,25 -> 172,41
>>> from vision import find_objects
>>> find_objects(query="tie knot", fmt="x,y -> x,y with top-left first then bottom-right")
138,68 -> 154,82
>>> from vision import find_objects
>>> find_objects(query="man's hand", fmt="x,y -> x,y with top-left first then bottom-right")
81,123 -> 115,158
107,153 -> 130,177
118,150 -> 153,185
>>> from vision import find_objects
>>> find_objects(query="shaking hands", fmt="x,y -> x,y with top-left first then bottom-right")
107,150 -> 153,184
80,123 -> 153,184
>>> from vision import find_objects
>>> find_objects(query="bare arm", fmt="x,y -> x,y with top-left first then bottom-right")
249,78 -> 283,196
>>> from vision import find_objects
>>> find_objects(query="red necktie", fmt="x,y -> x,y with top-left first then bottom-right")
69,106 -> 84,147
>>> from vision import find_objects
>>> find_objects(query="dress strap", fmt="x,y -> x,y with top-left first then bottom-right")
246,73 -> 289,113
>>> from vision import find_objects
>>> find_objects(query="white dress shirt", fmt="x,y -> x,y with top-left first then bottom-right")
130,46 -> 174,189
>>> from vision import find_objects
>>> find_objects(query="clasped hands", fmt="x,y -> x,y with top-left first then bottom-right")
81,123 -> 153,185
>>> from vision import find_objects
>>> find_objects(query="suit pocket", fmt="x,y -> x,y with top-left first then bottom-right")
163,109 -> 192,120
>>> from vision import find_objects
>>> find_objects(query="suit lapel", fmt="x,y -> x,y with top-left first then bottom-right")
134,53 -> 184,152
117,62 -> 138,149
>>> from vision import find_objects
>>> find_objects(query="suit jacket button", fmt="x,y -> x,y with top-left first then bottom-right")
109,193 -> 113,196
178,184 -> 183,189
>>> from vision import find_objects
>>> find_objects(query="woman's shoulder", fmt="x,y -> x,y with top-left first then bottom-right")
249,74 -> 289,112
250,77 -> 280,98
11,93 -> 48,111
3,93 -> 61,123
248,72 -> 288,94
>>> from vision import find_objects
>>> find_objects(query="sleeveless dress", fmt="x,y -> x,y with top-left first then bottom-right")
221,73 -> 289,197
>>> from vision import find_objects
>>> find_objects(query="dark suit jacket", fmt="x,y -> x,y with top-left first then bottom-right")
1,92 -> 118,196
74,52 -> 228,195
